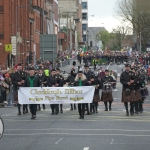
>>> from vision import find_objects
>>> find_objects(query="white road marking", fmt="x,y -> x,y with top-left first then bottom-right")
4,133 -> 150,137
55,138 -> 62,144
6,128 -> 150,132
111,139 -> 114,144
83,147 -> 89,150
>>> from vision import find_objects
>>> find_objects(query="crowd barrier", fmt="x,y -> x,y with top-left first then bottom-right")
60,55 -> 77,68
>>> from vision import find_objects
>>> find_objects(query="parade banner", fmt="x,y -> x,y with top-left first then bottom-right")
18,86 -> 95,104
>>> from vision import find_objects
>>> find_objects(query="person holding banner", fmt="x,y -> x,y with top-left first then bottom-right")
37,68 -> 47,110
46,69 -> 59,115
55,68 -> 64,113
23,67 -> 41,119
83,65 -> 94,115
74,69 -> 89,119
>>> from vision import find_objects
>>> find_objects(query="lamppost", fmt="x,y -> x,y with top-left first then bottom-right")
16,5 -> 28,64
140,32 -> 141,53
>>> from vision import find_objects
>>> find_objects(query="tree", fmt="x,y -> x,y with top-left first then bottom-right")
60,26 -> 68,33
111,26 -> 131,50
97,30 -> 110,50
115,0 -> 150,51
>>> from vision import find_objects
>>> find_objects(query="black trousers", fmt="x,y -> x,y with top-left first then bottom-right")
18,104 -> 28,113
85,103 -> 90,112
51,104 -> 59,113
30,104 -> 37,116
70,104 -> 76,109
104,101 -> 112,110
78,103 -> 85,116
60,104 -> 63,110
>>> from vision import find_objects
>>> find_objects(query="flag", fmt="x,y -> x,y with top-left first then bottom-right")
83,46 -> 87,53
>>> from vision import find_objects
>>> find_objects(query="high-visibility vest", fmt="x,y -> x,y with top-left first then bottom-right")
44,69 -> 49,76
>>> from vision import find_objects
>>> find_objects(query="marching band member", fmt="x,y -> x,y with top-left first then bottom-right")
23,67 -> 40,119
120,64 -> 136,116
46,69 -> 59,115
89,75 -> 101,113
134,69 -> 142,114
101,69 -> 115,111
12,64 -> 28,115
37,68 -> 47,110
55,68 -> 64,113
64,74 -> 76,110
74,69 -> 89,119
83,65 -> 94,115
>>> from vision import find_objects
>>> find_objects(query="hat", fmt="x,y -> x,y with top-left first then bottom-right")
78,68 -> 83,73
28,67 -> 35,70
125,64 -> 130,67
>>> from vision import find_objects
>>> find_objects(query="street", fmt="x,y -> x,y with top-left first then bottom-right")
1,64 -> 150,150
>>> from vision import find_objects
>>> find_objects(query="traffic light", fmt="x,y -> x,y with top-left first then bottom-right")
29,51 -> 33,63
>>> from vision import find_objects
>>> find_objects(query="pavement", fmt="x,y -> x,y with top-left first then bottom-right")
1,63 -> 150,150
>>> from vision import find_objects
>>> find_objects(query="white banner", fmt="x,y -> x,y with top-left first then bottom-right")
18,86 -> 95,104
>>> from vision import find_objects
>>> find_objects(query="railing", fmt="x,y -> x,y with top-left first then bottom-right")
60,55 -> 77,68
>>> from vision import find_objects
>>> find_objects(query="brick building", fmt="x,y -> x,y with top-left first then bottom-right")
0,0 -> 58,69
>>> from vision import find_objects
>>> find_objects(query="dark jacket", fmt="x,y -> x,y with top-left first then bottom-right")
46,76 -> 57,87
12,71 -> 26,91
37,74 -> 47,86
65,75 -> 75,86
101,76 -> 114,83
89,78 -> 101,94
134,74 -> 144,90
55,74 -> 64,87
120,71 -> 135,91
83,70 -> 92,80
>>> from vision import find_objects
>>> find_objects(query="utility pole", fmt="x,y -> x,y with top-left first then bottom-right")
59,9 -> 61,51
67,12 -> 69,52
140,32 -> 141,53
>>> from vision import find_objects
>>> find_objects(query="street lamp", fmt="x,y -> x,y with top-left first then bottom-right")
140,32 -> 141,53
16,5 -> 28,64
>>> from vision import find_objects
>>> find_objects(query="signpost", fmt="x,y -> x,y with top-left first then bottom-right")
11,36 -> 17,55
5,44 -> 12,52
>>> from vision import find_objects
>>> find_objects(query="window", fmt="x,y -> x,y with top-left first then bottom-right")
82,2 -> 87,9
83,35 -> 86,42
82,24 -> 87,30
0,6 -> 4,14
82,13 -> 87,20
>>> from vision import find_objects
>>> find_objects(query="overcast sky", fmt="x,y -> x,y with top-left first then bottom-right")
88,0 -> 120,32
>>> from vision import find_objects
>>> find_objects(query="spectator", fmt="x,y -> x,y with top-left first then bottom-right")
4,74 -> 13,107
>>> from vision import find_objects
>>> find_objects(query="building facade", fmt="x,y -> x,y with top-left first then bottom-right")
88,27 -> 106,50
81,0 -> 88,42
0,0 -> 58,69
58,0 -> 82,51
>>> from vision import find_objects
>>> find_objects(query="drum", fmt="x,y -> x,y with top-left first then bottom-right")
102,83 -> 112,92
